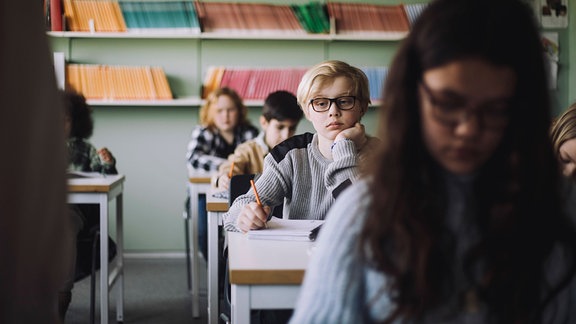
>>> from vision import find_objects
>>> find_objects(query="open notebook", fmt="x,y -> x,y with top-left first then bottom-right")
67,171 -> 106,178
247,217 -> 324,241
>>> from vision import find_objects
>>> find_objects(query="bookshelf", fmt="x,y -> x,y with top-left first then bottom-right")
47,0 -> 425,107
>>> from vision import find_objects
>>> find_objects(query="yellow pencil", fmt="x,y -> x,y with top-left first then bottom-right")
250,179 -> 266,228
228,161 -> 235,179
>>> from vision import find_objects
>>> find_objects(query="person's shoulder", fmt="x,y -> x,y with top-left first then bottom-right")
235,139 -> 260,152
269,133 -> 315,163
191,124 -> 209,134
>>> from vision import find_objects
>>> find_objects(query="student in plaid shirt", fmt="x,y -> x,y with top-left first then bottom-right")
186,87 -> 258,261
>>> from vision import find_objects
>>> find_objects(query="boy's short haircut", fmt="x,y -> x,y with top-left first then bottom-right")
297,60 -> 370,112
262,90 -> 303,122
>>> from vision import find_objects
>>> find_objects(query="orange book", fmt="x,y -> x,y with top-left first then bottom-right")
106,66 -> 116,100
98,1 -> 113,31
62,0 -> 76,31
203,66 -> 224,99
126,67 -> 138,100
113,66 -> 124,100
151,67 -> 173,100
110,1 -> 127,31
136,67 -> 148,100
65,64 -> 80,93
69,0 -> 83,31
126,66 -> 137,100
83,65 -> 97,99
75,1 -> 91,32
86,0 -> 99,31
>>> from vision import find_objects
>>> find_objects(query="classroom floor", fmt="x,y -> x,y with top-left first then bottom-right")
65,256 -> 209,324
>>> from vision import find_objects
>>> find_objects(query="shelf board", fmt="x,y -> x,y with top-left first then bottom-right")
47,31 -> 406,41
85,97 -> 382,108
47,31 -> 202,39
87,97 -> 202,107
331,31 -> 407,41
200,32 -> 330,41
87,98 -> 264,107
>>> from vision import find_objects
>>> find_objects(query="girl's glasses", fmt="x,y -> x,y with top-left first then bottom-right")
420,82 -> 510,130
309,96 -> 356,112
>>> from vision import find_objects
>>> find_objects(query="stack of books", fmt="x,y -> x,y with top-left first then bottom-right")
202,67 -> 308,100
66,64 -> 173,100
327,3 -> 409,35
118,1 -> 201,33
63,0 -> 126,32
194,1 -> 306,34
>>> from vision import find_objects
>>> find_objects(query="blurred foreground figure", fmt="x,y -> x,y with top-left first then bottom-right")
291,0 -> 576,323
0,2 -> 72,323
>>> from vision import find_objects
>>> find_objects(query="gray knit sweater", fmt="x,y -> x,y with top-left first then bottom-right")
290,177 -> 576,323
223,132 -> 377,231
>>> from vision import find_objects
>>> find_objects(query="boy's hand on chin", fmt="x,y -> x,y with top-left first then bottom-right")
335,122 -> 367,150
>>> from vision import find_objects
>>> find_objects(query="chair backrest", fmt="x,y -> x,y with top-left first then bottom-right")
228,174 -> 256,206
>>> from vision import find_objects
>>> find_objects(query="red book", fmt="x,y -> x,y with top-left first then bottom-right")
50,0 -> 63,31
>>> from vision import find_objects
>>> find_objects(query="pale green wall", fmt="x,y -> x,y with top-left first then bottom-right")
49,0 -> 576,253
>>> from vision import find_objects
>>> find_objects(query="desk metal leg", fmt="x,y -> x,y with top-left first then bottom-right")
188,185 -> 200,318
116,194 -> 124,322
100,194 -> 109,324
231,285 -> 250,324
207,211 -> 219,324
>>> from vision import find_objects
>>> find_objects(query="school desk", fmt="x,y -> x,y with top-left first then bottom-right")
227,231 -> 313,323
206,188 -> 229,324
186,168 -> 216,318
68,174 -> 125,324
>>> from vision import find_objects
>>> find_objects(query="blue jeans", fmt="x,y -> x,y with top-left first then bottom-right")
197,194 -> 208,260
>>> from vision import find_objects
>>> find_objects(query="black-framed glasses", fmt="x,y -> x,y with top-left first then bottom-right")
419,82 -> 510,130
309,96 -> 356,112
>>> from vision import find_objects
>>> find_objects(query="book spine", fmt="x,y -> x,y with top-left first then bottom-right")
50,0 -> 63,31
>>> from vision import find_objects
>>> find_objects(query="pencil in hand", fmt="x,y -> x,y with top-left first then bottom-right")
228,161 -> 235,179
249,179 -> 266,228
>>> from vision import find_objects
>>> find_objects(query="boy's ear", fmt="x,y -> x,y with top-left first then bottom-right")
259,115 -> 269,130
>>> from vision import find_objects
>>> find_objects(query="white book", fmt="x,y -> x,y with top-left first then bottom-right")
53,52 -> 66,90
247,217 -> 324,242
